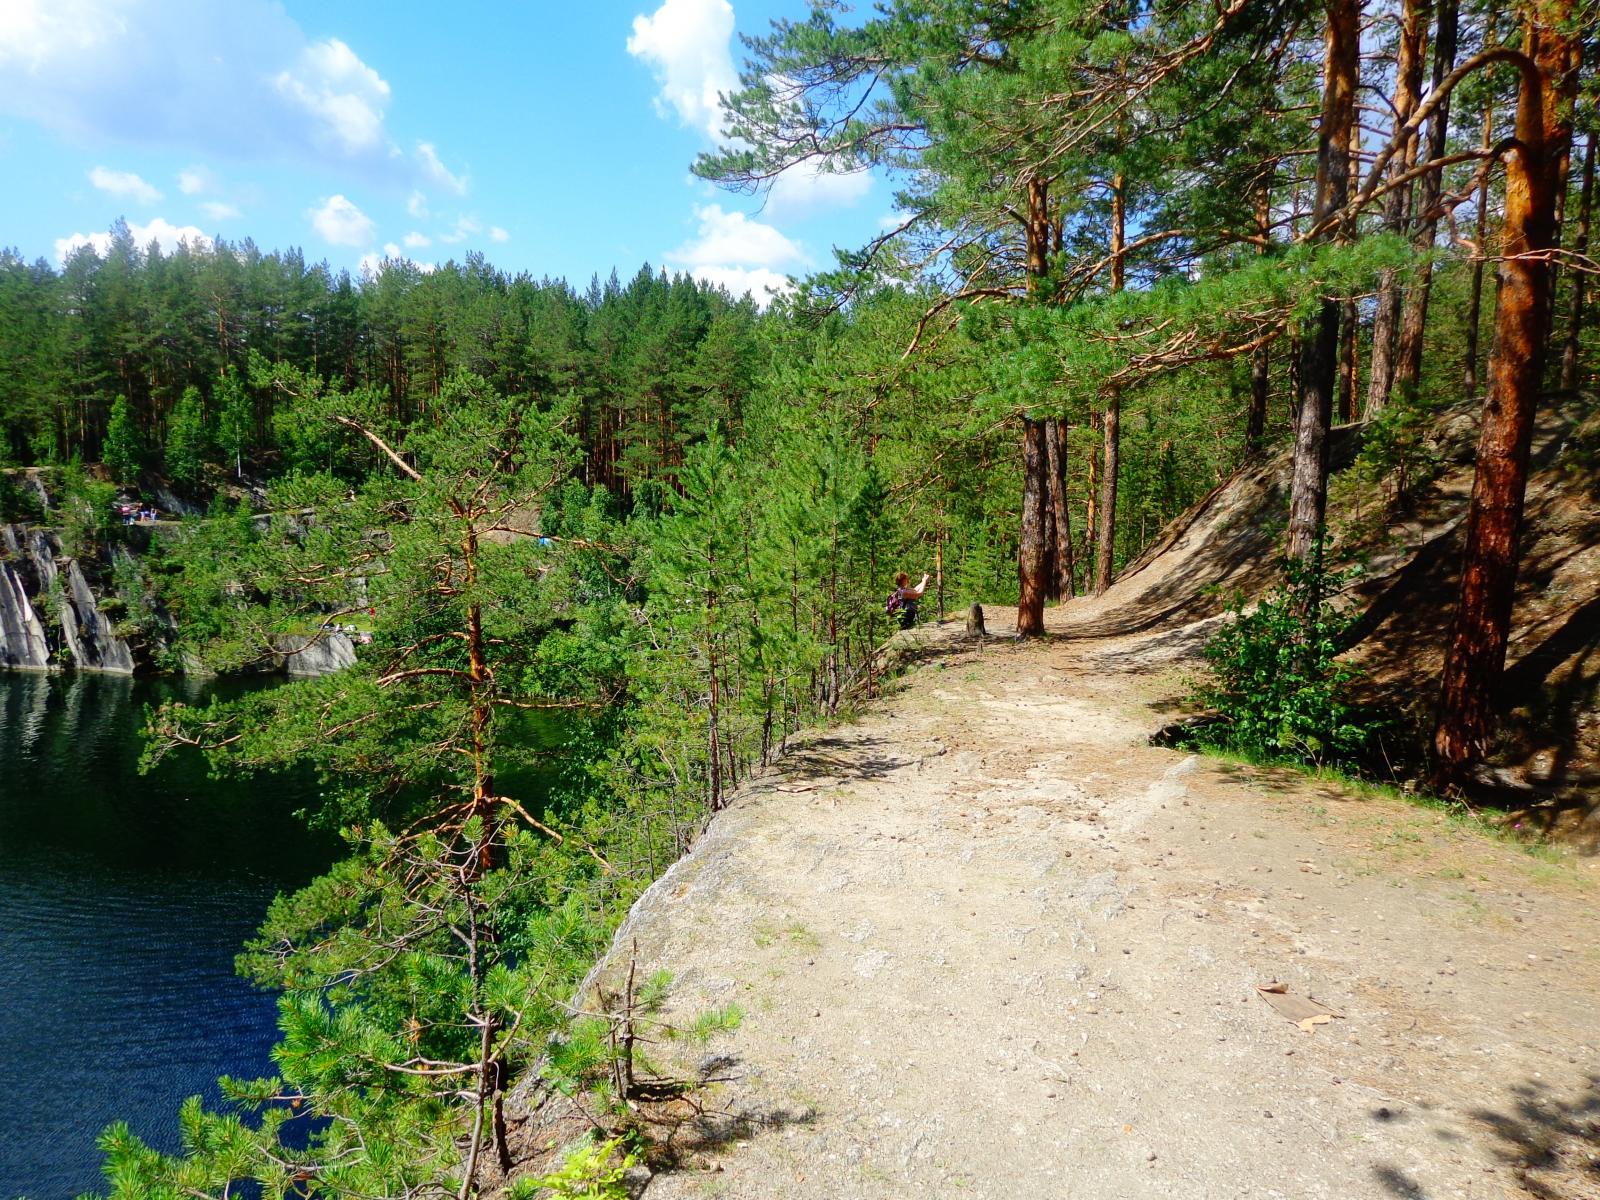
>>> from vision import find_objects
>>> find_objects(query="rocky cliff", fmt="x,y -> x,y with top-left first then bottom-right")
0,524 -> 138,673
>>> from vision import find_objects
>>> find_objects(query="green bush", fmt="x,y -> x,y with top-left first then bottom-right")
1189,552 -> 1382,767
510,1135 -> 636,1200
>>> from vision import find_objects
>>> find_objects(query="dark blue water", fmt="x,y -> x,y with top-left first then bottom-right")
0,672 -> 337,1200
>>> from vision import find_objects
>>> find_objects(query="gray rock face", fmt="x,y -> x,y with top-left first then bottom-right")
0,524 -> 137,674
63,558 -> 135,673
279,631 -> 358,677
0,560 -> 50,668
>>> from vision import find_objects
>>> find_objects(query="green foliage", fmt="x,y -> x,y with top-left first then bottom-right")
56,470 -> 120,560
214,370 -> 252,479
164,385 -> 211,487
0,469 -> 45,523
515,1135 -> 636,1200
1346,394 -> 1444,508
102,396 -> 142,484
1189,553 -> 1383,768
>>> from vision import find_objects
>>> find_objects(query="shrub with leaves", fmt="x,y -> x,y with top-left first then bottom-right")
511,1135 -> 636,1200
1190,552 -> 1381,767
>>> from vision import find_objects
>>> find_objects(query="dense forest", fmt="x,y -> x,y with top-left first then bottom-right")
0,0 -> 1594,1195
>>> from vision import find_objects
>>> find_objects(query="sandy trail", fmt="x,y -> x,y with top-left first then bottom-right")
584,614 -> 1599,1200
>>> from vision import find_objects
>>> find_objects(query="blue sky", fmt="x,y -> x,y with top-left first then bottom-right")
0,0 -> 884,301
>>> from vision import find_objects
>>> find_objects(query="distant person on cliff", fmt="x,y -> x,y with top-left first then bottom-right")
886,571 -> 929,631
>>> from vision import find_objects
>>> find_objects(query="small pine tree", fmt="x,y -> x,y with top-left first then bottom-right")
215,370 -> 252,480
165,385 -> 211,488
102,395 -> 141,484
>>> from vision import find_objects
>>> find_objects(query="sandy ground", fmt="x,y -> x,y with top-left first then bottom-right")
578,609 -> 1600,1200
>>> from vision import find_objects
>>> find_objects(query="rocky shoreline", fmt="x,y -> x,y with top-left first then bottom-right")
0,521 -> 353,678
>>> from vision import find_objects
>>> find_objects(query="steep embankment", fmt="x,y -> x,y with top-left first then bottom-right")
1064,396 -> 1600,815
515,620 -> 1598,1199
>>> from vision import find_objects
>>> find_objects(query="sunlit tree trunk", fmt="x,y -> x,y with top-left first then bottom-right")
1094,173 -> 1126,595
1045,417 -> 1075,598
1434,0 -> 1577,781
1366,0 -> 1428,417
1287,0 -> 1360,564
1396,0 -> 1460,396
1018,417 -> 1050,635
1558,129 -> 1595,391
1463,10 -> 1499,395
1018,176 -> 1055,635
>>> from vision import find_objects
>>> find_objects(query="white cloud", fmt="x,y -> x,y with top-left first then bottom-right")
309,194 -> 375,246
438,214 -> 482,245
666,203 -> 807,270
0,1 -> 459,187
627,0 -> 736,140
489,225 -> 509,243
200,200 -> 241,220
765,159 -> 873,218
88,166 -> 161,205
361,247 -> 433,275
402,230 -> 431,249
407,189 -> 429,218
416,141 -> 467,195
664,205 -> 806,308
55,216 -> 211,261
687,265 -> 792,304
274,37 -> 390,155
0,0 -> 116,72
176,165 -> 214,195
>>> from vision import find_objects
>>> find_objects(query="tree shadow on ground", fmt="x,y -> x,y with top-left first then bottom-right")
1368,1074 -> 1600,1200
1466,1073 -> 1600,1200
640,1078 -> 818,1175
780,734 -> 914,783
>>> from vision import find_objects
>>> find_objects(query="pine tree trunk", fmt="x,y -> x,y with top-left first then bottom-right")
1463,59 -> 1497,394
1338,297 -> 1359,423
1247,345 -> 1270,455
1017,416 -> 1049,637
1288,0 -> 1359,564
1365,0 -> 1428,418
1045,417 -> 1075,598
1558,130 -> 1595,391
1094,173 -> 1127,595
1095,392 -> 1120,593
1016,176 -> 1054,635
1084,411 -> 1100,573
1434,2 -> 1577,781
1396,0 -> 1460,396
1041,451 -> 1059,601
1246,179 -> 1272,457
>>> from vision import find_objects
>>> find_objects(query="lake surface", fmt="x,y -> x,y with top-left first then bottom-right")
0,672 -> 337,1200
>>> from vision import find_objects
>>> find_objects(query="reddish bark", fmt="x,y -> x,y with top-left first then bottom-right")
1018,416 -> 1049,637
1016,176 -> 1055,636
1433,1 -> 1578,781
1045,417 -> 1076,599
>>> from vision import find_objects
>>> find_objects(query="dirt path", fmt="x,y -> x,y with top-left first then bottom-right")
585,615 -> 1599,1200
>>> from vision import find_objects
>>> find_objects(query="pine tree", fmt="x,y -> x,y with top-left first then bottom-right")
102,394 -> 141,483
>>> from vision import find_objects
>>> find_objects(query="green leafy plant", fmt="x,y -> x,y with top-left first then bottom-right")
511,1135 -> 636,1200
1348,395 -> 1442,509
1188,551 -> 1383,767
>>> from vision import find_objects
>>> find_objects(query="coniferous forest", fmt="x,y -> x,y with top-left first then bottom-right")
0,0 -> 1596,1195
